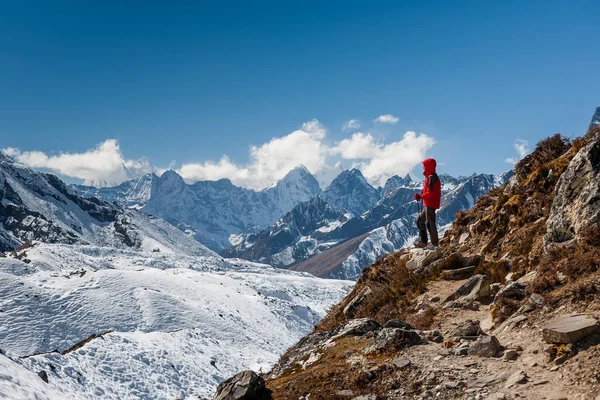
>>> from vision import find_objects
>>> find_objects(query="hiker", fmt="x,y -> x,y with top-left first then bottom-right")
414,158 -> 441,248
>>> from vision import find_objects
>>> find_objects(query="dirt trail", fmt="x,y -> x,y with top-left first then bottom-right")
403,278 -> 599,400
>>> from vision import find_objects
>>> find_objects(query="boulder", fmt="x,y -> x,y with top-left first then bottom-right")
449,320 -> 485,338
37,370 -> 48,383
334,318 -> 382,339
343,286 -> 372,319
468,335 -> 502,358
406,247 -> 443,271
213,370 -> 272,400
545,136 -> 600,246
364,328 -> 421,354
445,274 -> 491,303
542,314 -> 600,344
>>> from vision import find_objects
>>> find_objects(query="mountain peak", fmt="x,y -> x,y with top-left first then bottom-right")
157,170 -> 186,190
275,165 -> 320,190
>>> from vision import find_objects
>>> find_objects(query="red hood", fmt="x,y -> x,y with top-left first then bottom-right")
422,158 -> 437,176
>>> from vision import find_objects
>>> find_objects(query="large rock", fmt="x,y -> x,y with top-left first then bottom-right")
213,370 -> 272,400
445,274 -> 491,303
468,335 -> 502,357
449,320 -> 485,338
406,247 -> 443,271
364,328 -> 421,354
542,314 -> 600,344
545,136 -> 600,246
334,318 -> 382,339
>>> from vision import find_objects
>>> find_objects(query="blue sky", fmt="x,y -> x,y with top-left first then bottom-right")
1,1 -> 599,188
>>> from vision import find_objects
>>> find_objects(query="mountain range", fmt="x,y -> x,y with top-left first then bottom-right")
72,162 -> 511,279
226,170 -> 512,279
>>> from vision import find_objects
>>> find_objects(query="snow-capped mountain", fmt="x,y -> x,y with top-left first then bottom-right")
320,168 -> 380,216
73,166 -> 321,251
0,154 -> 219,259
0,154 -> 352,399
306,172 -> 511,280
382,174 -> 419,198
74,173 -> 158,209
221,197 -> 351,266
229,172 -> 506,275
313,162 -> 345,189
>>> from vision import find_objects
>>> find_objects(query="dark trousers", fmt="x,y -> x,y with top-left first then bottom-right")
417,206 -> 439,246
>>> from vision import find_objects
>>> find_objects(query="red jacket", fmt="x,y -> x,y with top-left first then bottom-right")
421,158 -> 441,209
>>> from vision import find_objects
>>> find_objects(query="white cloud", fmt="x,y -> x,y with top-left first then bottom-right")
3,119 -> 436,190
374,114 -> 399,125
505,139 -> 529,165
331,132 -> 380,159
358,132 -> 435,186
177,119 -> 328,190
342,119 -> 360,131
2,140 -> 155,186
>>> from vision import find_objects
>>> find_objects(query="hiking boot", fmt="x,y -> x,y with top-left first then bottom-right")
424,243 -> 438,250
414,241 -> 428,248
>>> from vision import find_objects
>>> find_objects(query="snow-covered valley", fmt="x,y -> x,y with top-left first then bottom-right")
0,243 -> 351,399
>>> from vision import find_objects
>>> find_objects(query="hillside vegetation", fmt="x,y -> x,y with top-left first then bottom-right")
258,126 -> 600,400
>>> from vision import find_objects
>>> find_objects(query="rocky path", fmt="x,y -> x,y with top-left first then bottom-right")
398,277 -> 600,400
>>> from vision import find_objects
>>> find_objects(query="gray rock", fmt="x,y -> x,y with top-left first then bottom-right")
468,336 -> 502,358
454,346 -> 469,356
503,349 -> 518,361
335,318 -> 382,339
213,370 -> 272,400
445,274 -> 491,303
406,247 -> 443,271
343,286 -> 373,319
384,319 -> 414,330
37,370 -> 48,383
364,328 -> 421,354
528,293 -> 545,307
545,136 -> 600,246
450,320 -> 484,337
504,370 -> 527,388
468,372 -> 509,388
542,314 -> 600,344
392,357 -> 411,369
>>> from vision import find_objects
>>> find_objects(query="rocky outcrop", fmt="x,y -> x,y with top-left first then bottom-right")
545,135 -> 600,246
406,247 -> 443,271
213,370 -> 272,400
542,314 -> 600,344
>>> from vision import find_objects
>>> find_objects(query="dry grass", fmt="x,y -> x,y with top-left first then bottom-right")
267,336 -> 411,400
316,252 -> 430,332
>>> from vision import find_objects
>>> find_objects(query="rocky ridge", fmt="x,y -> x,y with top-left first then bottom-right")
215,118 -> 600,399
